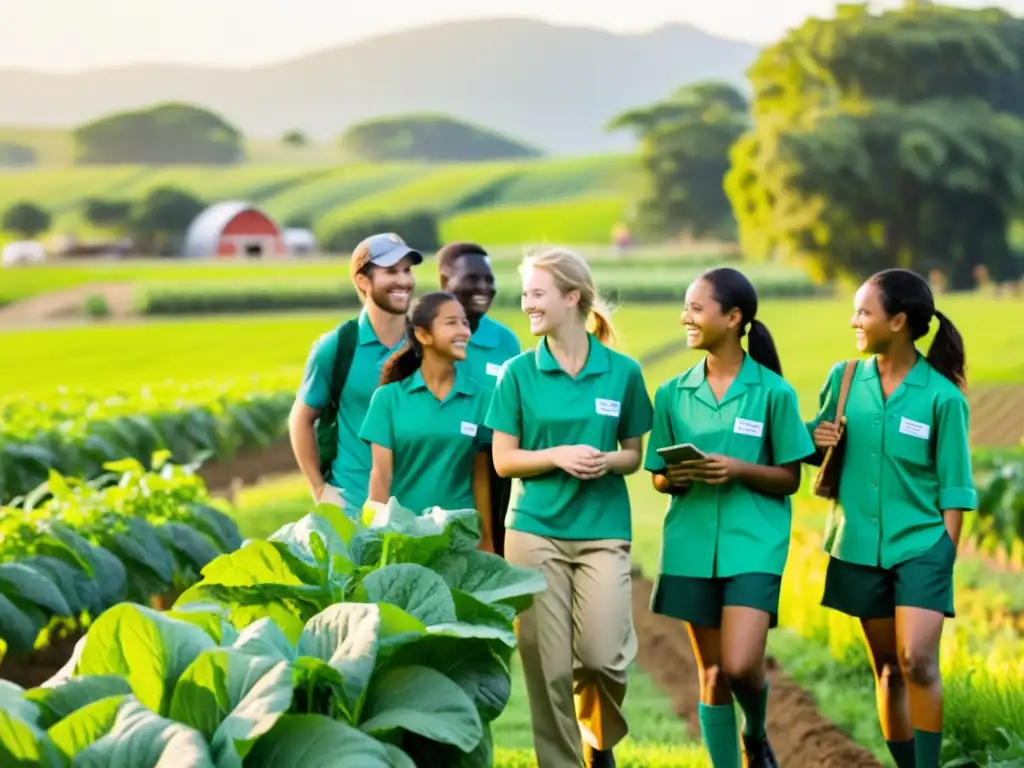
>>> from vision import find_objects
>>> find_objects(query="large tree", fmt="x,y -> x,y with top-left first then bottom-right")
726,2 -> 1024,287
608,81 -> 749,240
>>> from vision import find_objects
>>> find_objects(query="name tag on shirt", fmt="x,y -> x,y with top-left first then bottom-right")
899,417 -> 930,440
595,399 -> 621,417
461,421 -> 478,437
485,362 -> 502,377
733,418 -> 764,437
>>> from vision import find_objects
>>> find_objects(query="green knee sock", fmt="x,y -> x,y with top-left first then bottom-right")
698,702 -> 740,768
734,680 -> 769,738
885,738 -> 915,768
914,729 -> 942,768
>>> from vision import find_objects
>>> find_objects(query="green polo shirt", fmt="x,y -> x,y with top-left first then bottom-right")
456,315 -> 522,396
484,334 -> 653,541
644,354 -> 815,579
808,355 -> 977,569
358,369 -> 491,514
297,309 -> 406,513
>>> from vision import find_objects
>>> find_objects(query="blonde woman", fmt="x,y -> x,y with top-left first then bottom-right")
485,247 -> 654,768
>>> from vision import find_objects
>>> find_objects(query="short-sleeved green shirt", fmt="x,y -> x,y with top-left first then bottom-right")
484,334 -> 654,541
808,354 -> 977,569
296,309 -> 406,512
456,315 -> 522,396
644,354 -> 816,579
358,369 -> 491,514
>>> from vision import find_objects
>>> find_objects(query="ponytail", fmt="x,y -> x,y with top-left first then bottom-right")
379,316 -> 423,386
587,295 -> 617,345
927,309 -> 967,390
746,318 -> 783,376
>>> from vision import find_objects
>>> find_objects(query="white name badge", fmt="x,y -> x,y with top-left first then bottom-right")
733,418 -> 764,437
595,399 -> 621,417
899,417 -> 930,440
485,362 -> 502,377
461,421 -> 478,437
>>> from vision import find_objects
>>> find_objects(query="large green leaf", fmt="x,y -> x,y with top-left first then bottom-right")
197,541 -> 307,587
269,513 -> 354,576
0,592 -> 41,654
357,564 -> 457,626
243,714 -> 393,767
0,710 -> 64,768
165,603 -> 239,646
168,649 -> 296,768
46,694 -> 127,760
297,603 -> 425,715
26,675 -> 132,729
71,698 -> 215,768
76,603 -> 216,715
427,549 -> 546,611
426,590 -> 518,648
230,618 -> 297,662
0,561 -> 72,618
160,522 -> 221,574
0,680 -> 42,727
360,664 -> 483,752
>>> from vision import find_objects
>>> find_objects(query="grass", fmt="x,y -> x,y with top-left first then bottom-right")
0,153 -> 638,247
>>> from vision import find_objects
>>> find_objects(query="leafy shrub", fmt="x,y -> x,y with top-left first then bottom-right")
0,453 -> 240,655
1,497 -> 545,766
322,211 -> 441,255
83,295 -> 110,319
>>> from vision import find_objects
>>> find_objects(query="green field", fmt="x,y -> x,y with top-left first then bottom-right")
0,153 -> 639,247
6,293 -> 1023,415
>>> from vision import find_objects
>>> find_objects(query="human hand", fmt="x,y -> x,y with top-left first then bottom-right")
664,464 -> 694,489
679,454 -> 740,486
813,419 -> 843,449
551,445 -> 606,480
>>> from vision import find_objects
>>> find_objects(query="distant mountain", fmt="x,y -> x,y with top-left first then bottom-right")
0,18 -> 760,155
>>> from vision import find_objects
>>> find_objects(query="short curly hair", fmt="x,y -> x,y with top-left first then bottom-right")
436,241 -> 489,277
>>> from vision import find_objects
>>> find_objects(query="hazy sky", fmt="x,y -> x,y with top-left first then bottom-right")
4,0 -> 1024,72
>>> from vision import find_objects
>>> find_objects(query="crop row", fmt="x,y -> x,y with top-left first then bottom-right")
0,376 -> 294,504
0,493 -> 545,766
0,454 -> 242,660
133,269 -> 820,316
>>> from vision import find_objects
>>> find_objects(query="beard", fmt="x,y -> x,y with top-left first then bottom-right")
368,283 -> 411,315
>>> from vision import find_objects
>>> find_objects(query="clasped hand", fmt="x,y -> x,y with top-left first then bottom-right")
664,454 -> 738,488
552,444 -> 609,480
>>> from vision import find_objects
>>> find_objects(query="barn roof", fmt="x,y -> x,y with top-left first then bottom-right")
182,200 -> 267,257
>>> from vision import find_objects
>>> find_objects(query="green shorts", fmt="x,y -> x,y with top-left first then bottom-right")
822,531 -> 956,619
650,572 -> 782,628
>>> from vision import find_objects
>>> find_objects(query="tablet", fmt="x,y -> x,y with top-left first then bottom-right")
656,442 -> 707,465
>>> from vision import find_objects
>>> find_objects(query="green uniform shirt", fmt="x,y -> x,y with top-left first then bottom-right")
296,309 -> 406,512
456,315 -> 522,396
644,355 -> 815,579
808,355 -> 977,569
358,369 -> 491,514
484,334 -> 654,541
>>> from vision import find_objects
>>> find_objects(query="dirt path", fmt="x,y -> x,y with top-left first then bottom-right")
631,578 -> 881,768
0,283 -> 136,326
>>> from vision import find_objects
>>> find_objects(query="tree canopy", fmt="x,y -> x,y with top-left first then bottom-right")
0,142 -> 37,168
339,113 -> 542,162
609,81 -> 749,239
725,2 -> 1024,287
2,202 -> 51,239
72,103 -> 246,166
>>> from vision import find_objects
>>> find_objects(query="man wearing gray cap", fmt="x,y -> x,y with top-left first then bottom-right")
289,232 -> 423,515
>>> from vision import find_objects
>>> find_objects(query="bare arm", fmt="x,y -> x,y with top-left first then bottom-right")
732,460 -> 802,496
367,443 -> 394,504
491,431 -> 560,479
602,436 -> 643,476
289,400 -> 325,498
472,452 -> 494,552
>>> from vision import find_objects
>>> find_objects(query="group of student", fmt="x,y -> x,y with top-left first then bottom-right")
287,231 -> 975,768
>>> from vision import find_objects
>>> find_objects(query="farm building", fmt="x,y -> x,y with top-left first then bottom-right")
182,201 -> 287,259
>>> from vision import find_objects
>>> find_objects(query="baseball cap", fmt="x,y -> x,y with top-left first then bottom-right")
351,233 -> 424,276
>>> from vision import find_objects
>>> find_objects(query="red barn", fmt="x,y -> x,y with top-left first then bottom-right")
182,201 -> 287,259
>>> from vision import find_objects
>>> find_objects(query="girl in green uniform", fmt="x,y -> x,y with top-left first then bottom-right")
359,291 -> 493,545
486,246 -> 653,768
644,267 -> 815,768
807,269 -> 975,768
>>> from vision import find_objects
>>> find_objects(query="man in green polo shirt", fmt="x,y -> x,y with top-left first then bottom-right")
438,241 -> 521,555
288,232 -> 423,514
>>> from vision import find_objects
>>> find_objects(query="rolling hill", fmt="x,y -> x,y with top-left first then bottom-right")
0,18 -> 759,155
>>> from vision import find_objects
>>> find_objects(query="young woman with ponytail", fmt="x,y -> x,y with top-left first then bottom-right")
644,267 -> 814,768
358,291 -> 494,548
485,246 -> 653,768
805,268 -> 975,768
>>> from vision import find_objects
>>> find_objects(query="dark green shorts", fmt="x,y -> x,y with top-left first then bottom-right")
822,532 -> 956,619
650,572 -> 782,628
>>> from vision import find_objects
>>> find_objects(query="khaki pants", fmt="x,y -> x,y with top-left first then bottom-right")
505,530 -> 636,768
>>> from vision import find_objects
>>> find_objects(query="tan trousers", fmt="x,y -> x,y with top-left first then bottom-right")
505,530 -> 637,768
